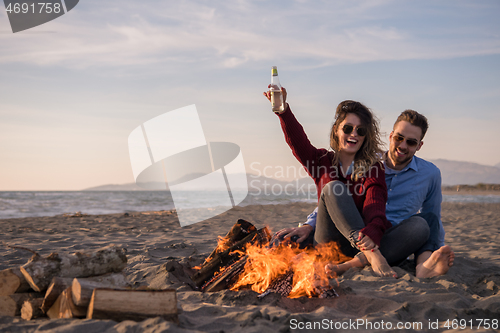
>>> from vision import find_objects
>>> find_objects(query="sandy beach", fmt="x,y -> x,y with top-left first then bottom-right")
1,201 -> 499,332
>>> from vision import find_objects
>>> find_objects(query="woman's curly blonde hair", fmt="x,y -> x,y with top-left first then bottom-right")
330,100 -> 384,181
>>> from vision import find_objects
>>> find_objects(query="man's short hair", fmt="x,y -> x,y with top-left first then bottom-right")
394,110 -> 429,140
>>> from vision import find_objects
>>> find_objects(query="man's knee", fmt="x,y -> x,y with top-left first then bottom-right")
402,216 -> 430,241
416,212 -> 440,233
413,216 -> 431,239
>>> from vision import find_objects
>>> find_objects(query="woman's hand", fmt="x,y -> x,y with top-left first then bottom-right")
356,232 -> 378,251
274,224 -> 312,243
263,86 -> 287,105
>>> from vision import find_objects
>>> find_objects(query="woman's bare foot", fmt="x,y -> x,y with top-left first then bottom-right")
416,245 -> 454,278
363,249 -> 398,278
325,255 -> 365,278
325,261 -> 354,278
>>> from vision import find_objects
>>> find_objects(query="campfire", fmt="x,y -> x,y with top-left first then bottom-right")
191,220 -> 351,298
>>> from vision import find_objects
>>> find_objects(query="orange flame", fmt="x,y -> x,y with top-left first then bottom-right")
215,235 -> 231,253
195,235 -> 232,270
193,255 -> 213,270
230,241 -> 351,298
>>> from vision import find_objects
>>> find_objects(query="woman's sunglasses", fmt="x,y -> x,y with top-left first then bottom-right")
392,134 -> 419,147
342,124 -> 367,137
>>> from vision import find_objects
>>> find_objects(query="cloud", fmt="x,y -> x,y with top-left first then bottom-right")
0,0 -> 499,70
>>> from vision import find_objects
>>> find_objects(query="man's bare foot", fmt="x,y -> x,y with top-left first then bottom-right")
363,249 -> 398,278
416,245 -> 454,278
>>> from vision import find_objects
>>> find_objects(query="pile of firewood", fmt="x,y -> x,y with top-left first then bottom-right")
0,245 -> 177,322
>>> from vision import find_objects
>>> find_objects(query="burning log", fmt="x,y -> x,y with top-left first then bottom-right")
205,219 -> 256,263
230,240 -> 349,298
202,255 -> 249,292
194,220 -> 348,299
191,224 -> 270,288
314,285 -> 339,298
258,269 -> 294,298
20,245 -> 127,292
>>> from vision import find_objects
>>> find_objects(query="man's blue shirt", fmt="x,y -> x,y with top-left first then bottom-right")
305,155 -> 445,246
384,156 -> 445,246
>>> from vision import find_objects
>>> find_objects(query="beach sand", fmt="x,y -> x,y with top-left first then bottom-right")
1,202 -> 499,332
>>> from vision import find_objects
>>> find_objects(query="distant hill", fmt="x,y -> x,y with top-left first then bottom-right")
495,162 -> 500,169
84,183 -> 150,191
83,174 -> 304,192
430,159 -> 500,186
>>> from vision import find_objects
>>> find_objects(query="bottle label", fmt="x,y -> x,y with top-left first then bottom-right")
272,67 -> 278,76
271,90 -> 284,112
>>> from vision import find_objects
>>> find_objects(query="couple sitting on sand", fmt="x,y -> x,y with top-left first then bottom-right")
263,87 -> 454,279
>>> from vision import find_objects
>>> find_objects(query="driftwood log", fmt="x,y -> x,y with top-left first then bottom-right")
191,223 -> 271,288
47,287 -> 87,319
0,268 -> 31,295
41,277 -> 74,313
72,273 -> 130,307
20,245 -> 127,292
87,288 -> 178,323
21,298 -> 44,320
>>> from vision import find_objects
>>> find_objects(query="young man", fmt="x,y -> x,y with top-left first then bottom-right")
381,110 -> 454,278
278,110 -> 454,278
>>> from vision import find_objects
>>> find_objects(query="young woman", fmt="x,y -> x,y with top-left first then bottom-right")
264,87 -> 397,278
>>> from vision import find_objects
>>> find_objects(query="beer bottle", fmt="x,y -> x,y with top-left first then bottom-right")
270,66 -> 284,113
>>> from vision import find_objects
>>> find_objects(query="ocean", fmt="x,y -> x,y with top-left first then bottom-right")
1,191 -> 499,219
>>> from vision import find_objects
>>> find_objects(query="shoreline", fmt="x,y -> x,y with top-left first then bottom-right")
2,190 -> 500,221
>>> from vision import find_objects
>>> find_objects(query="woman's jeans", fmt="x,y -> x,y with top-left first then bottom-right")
314,181 -> 440,265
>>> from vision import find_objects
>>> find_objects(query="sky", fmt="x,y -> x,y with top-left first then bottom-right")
1,0 -> 499,190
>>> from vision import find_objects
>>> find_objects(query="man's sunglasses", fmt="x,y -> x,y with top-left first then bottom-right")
342,124 -> 367,137
392,134 -> 419,147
